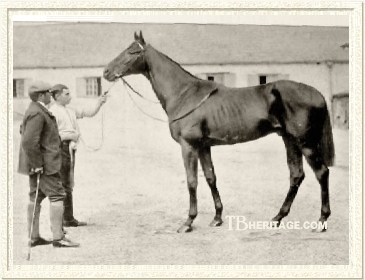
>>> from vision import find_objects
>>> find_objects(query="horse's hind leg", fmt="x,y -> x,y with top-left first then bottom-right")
177,139 -> 199,233
301,146 -> 331,232
198,146 -> 223,227
272,136 -> 305,225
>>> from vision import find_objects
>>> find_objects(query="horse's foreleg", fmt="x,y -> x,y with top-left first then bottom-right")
177,139 -> 199,233
302,146 -> 331,233
198,146 -> 223,227
272,136 -> 305,225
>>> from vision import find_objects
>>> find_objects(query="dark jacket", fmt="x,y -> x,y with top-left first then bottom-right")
18,102 -> 61,175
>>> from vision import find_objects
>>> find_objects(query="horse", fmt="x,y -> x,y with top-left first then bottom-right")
103,31 -> 335,233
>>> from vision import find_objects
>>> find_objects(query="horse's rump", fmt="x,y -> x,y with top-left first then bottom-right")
272,80 -> 335,166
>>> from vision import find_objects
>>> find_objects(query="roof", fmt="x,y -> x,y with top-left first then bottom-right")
13,23 -> 349,69
332,91 -> 349,99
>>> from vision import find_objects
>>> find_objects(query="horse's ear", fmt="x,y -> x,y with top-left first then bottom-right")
139,31 -> 146,45
134,31 -> 139,41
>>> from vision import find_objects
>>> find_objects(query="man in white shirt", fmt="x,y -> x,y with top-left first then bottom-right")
49,84 -> 107,227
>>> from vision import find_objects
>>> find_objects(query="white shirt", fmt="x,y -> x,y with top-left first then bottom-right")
49,102 -> 101,141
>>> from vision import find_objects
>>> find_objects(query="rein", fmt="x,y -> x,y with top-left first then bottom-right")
120,78 -> 167,123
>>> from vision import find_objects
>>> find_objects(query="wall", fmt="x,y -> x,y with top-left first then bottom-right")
13,62 -> 349,121
331,63 -> 349,95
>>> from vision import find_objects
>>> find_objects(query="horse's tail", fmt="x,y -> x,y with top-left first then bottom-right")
319,105 -> 335,167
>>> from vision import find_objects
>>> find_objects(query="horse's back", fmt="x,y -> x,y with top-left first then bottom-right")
171,79 -> 329,146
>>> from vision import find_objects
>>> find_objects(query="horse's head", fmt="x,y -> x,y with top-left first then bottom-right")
103,31 -> 147,82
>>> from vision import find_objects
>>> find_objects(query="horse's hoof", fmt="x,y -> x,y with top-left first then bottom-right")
209,219 -> 223,227
312,227 -> 327,233
271,218 -> 281,228
177,225 -> 193,233
312,222 -> 328,233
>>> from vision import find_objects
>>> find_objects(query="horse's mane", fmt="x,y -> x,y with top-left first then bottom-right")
151,45 -> 200,81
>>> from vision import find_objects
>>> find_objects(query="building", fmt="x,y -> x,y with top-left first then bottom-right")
13,22 -> 349,127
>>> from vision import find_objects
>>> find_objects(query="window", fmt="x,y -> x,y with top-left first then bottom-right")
76,77 -> 102,97
259,76 -> 267,85
13,79 -> 25,98
196,73 -> 236,87
247,74 -> 289,86
85,77 -> 101,96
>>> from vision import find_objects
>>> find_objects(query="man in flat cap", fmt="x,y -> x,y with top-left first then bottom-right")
19,80 -> 79,248
49,84 -> 107,227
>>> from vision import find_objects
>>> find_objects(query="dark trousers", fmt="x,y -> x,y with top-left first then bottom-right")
29,171 -> 65,203
60,141 -> 76,222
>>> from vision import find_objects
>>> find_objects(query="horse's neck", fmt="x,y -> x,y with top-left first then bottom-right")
144,45 -> 197,111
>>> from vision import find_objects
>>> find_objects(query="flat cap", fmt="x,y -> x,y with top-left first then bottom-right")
28,81 -> 51,101
28,80 -> 52,95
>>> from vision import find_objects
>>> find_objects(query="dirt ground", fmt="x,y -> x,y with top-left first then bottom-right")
11,102 -> 349,265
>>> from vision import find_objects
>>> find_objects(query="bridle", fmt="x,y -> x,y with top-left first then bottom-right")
105,42 -> 150,98
103,42 -> 167,123
106,41 -> 215,124
114,42 -> 146,79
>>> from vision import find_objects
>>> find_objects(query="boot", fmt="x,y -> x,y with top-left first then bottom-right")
63,193 -> 87,227
50,201 -> 80,248
27,202 -> 52,247
63,192 -> 74,222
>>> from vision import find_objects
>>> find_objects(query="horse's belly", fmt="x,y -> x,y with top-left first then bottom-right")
204,108 -> 275,145
208,126 -> 260,145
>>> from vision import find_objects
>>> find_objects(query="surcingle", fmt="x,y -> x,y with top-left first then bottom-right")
167,80 -> 218,123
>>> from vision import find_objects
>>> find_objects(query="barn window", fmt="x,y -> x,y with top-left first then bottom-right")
76,77 -> 102,97
13,79 -> 25,98
196,73 -> 236,87
85,77 -> 101,96
247,74 -> 289,86
259,75 -> 267,85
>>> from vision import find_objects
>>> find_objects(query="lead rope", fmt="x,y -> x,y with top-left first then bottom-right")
78,108 -> 105,152
120,77 -> 159,104
120,78 -> 167,123
77,81 -> 117,152
77,77 -> 168,153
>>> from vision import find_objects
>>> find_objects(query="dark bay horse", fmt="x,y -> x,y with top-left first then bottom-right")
103,31 -> 335,233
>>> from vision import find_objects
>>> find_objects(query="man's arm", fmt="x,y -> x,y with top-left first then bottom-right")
22,113 -> 44,169
75,95 -> 107,119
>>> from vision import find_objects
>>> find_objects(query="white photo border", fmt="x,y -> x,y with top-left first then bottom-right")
1,1 -> 362,278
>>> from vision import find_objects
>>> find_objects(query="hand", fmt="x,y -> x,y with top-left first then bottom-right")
70,141 -> 78,150
31,167 -> 43,174
98,95 -> 107,105
71,132 -> 80,142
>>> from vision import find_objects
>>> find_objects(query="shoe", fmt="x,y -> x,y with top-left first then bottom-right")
53,237 -> 80,248
30,237 -> 52,247
63,219 -> 87,227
